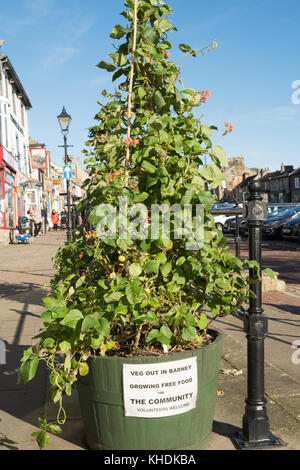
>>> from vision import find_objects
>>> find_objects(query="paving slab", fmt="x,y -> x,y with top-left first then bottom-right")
1,232 -> 300,450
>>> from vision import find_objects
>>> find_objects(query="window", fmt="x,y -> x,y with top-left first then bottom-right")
15,134 -> 21,170
295,177 -> 300,189
0,169 -> 16,229
12,90 -> 16,114
0,103 -> 8,148
21,103 -> 25,127
231,170 -> 235,176
4,117 -> 8,148
23,144 -> 29,177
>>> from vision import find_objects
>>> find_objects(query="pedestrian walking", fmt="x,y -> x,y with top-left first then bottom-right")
51,210 -> 59,231
31,205 -> 42,237
41,206 -> 48,234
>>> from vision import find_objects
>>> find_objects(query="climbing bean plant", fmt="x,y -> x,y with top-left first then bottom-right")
19,0 -> 258,448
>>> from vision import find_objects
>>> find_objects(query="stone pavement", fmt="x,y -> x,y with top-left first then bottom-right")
0,231 -> 299,451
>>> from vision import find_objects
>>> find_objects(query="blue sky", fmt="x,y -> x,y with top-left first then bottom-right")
1,0 -> 300,171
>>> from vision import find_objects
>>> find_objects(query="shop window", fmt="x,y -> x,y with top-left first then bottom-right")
0,169 -> 16,229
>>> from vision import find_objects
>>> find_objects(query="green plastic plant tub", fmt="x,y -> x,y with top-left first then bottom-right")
76,329 -> 222,450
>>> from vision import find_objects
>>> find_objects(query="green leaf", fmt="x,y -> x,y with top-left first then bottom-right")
160,262 -> 172,277
128,263 -> 142,278
81,314 -> 99,331
60,309 -> 83,329
179,43 -> 192,53
182,326 -> 196,341
211,146 -> 228,167
125,280 -> 145,305
156,252 -> 167,264
32,430 -> 51,449
141,160 -> 156,174
201,165 -> 224,188
98,279 -> 109,290
109,52 -> 128,67
146,329 -> 159,343
42,297 -> 67,317
48,424 -> 62,435
96,60 -> 116,72
137,87 -> 146,100
263,268 -> 275,279
19,356 -> 39,383
143,260 -> 159,275
149,297 -> 160,308
64,353 -> 71,371
198,313 -> 207,330
154,90 -> 166,108
95,317 -> 110,337
134,192 -> 149,202
43,337 -> 55,348
157,325 -> 173,345
142,27 -> 156,43
79,362 -> 89,377
59,341 -> 71,354
110,24 -> 126,39
154,18 -> 173,33
41,311 -> 52,323
104,291 -> 123,303
145,311 -> 158,323
148,116 -> 163,131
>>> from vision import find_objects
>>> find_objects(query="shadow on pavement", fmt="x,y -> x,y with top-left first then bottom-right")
0,283 -> 49,304
213,420 -> 242,441
0,431 -> 19,450
264,303 -> 300,315
0,342 -> 47,423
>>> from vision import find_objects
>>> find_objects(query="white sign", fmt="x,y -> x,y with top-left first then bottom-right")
123,357 -> 198,418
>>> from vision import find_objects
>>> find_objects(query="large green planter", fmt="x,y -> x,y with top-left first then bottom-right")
76,329 -> 222,450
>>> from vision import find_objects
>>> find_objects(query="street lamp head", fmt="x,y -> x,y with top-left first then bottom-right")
57,106 -> 72,134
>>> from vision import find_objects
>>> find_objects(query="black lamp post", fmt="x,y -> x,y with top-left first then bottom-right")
57,106 -> 73,242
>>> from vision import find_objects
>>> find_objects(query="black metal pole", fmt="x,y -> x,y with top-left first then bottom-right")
233,181 -> 283,449
63,134 -> 72,243
235,214 -> 241,258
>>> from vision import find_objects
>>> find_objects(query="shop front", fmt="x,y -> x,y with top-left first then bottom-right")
0,146 -> 17,243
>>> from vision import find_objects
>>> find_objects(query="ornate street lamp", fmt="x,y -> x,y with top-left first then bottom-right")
57,106 -> 73,242
57,106 -> 72,134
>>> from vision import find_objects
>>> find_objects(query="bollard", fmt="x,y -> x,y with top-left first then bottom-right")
233,181 -> 283,449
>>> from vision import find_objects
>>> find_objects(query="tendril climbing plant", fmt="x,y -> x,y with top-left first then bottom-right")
19,0 -> 259,449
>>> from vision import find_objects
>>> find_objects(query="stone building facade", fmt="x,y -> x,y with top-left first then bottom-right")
216,156 -> 269,202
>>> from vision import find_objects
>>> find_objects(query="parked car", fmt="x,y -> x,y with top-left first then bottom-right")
281,216 -> 300,240
240,204 -> 299,237
267,203 -> 299,217
211,203 -> 242,232
223,216 -> 244,234
262,206 -> 300,238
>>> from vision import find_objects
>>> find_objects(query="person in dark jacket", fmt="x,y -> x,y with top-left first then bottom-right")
41,207 -> 48,233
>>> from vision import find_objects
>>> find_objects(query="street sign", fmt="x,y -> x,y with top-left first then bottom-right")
63,165 -> 72,179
